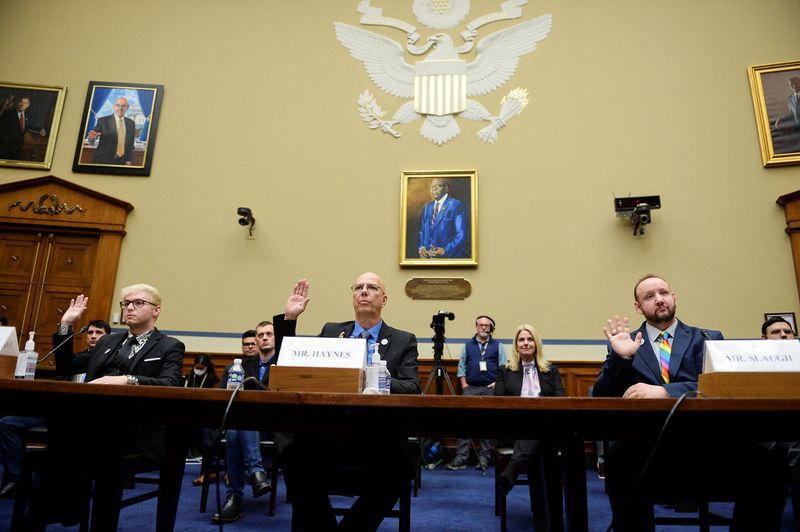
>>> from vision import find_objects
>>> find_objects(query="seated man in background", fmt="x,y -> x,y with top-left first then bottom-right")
212,324 -> 281,523
274,273 -> 420,530
761,315 -> 799,528
594,274 -> 787,532
0,319 -> 109,499
25,284 -> 184,529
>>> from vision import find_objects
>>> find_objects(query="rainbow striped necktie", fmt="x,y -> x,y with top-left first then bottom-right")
657,331 -> 671,383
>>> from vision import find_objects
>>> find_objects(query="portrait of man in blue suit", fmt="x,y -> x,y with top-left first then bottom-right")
417,178 -> 468,258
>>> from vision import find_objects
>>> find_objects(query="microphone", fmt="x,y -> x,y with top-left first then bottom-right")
701,329 -> 710,340
38,326 -> 89,364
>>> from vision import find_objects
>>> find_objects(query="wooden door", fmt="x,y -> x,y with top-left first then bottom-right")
0,176 -> 133,373
0,230 -> 101,364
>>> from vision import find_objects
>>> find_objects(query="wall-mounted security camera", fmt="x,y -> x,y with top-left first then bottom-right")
237,207 -> 256,237
614,195 -> 660,236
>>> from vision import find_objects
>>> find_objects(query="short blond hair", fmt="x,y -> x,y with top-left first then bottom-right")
121,284 -> 161,306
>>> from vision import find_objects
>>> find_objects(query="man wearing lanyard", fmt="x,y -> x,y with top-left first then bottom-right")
214,323 -> 276,523
446,315 -> 506,472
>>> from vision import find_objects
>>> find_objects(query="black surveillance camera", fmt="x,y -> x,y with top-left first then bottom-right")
236,207 -> 256,235
632,204 -> 651,225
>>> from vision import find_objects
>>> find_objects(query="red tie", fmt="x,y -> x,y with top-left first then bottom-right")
19,113 -> 24,131
431,203 -> 439,226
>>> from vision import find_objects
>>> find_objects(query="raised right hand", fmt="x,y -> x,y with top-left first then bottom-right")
602,315 -> 642,359
61,294 -> 89,326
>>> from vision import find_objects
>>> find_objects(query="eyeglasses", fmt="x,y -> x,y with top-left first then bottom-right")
350,283 -> 383,294
242,342 -> 257,348
119,299 -> 156,309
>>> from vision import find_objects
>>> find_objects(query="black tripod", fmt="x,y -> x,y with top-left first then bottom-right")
422,311 -> 455,396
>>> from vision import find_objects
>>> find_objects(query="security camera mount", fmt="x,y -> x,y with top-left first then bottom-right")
614,195 -> 661,236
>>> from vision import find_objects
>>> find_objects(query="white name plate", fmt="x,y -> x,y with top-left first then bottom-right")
0,327 -> 20,356
278,336 -> 366,369
703,340 -> 800,373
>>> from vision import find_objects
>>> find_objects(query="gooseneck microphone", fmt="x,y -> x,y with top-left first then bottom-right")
37,326 -> 89,364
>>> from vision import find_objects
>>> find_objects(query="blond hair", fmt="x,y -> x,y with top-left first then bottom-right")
121,283 -> 161,306
506,323 -> 551,373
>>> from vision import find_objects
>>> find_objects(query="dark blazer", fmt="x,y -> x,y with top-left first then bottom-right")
593,319 -> 723,398
0,109 -> 26,159
91,113 -> 136,164
51,328 -> 184,460
273,315 -> 420,395
418,195 -> 467,258
494,363 -> 565,398
53,328 -> 184,387
220,317 -> 295,390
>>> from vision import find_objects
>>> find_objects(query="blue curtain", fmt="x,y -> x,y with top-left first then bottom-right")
87,87 -> 112,133
136,89 -> 155,142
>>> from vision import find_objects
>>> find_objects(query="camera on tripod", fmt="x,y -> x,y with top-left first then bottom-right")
430,311 -> 455,330
424,311 -> 455,396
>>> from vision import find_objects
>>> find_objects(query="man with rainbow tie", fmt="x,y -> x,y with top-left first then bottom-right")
593,274 -> 787,532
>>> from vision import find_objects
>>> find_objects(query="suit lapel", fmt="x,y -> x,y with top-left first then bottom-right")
129,329 -> 162,370
635,324 -> 664,383
668,321 -> 690,381
432,198 -> 450,229
93,334 -> 126,376
538,370 -> 552,396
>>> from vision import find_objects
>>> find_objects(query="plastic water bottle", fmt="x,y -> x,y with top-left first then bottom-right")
377,359 -> 391,395
425,441 -> 440,463
227,358 -> 244,390
363,344 -> 380,393
15,332 -> 37,380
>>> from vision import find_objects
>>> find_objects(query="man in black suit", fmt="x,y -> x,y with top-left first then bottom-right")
212,323 -> 285,523
594,274 -> 787,532
274,273 -> 420,530
29,284 -> 185,529
0,96 -> 40,160
87,96 -> 136,165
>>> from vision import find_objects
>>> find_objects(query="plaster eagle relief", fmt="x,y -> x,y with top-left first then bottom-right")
335,1 -> 553,145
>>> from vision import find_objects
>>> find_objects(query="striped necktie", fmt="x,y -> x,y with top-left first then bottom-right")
657,331 -> 671,383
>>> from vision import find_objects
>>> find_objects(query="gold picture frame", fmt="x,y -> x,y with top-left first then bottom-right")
748,60 -> 800,167
400,170 -> 478,267
0,81 -> 66,170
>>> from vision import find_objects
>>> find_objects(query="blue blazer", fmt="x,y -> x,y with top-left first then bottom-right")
418,196 -> 467,258
593,320 -> 723,398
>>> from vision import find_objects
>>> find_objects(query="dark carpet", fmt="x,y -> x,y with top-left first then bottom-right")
0,461 -> 795,530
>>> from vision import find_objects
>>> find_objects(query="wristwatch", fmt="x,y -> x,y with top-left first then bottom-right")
126,375 -> 139,385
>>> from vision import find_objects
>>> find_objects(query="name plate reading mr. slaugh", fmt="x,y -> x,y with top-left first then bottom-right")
278,337 -> 367,369
703,340 -> 800,373
405,277 -> 472,300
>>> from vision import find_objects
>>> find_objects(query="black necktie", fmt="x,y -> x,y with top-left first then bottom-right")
118,336 -> 138,361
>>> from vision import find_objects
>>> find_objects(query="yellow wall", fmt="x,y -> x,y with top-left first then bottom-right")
1,0 -> 799,358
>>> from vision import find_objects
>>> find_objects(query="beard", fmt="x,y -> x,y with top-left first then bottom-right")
643,304 -> 676,326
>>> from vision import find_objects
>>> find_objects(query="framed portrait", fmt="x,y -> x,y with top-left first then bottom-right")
0,81 -> 66,170
72,81 -> 164,176
400,170 -> 478,267
748,60 -> 800,167
763,312 -> 797,334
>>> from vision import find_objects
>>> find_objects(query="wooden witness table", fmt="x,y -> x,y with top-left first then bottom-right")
1,380 -> 800,531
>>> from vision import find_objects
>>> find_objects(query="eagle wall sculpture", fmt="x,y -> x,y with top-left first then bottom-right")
335,0 -> 553,145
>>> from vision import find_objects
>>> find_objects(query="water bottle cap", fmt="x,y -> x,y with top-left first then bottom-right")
233,358 -> 242,365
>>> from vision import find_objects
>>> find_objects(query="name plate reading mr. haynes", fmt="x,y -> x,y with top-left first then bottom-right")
278,336 -> 367,369
703,340 -> 800,373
